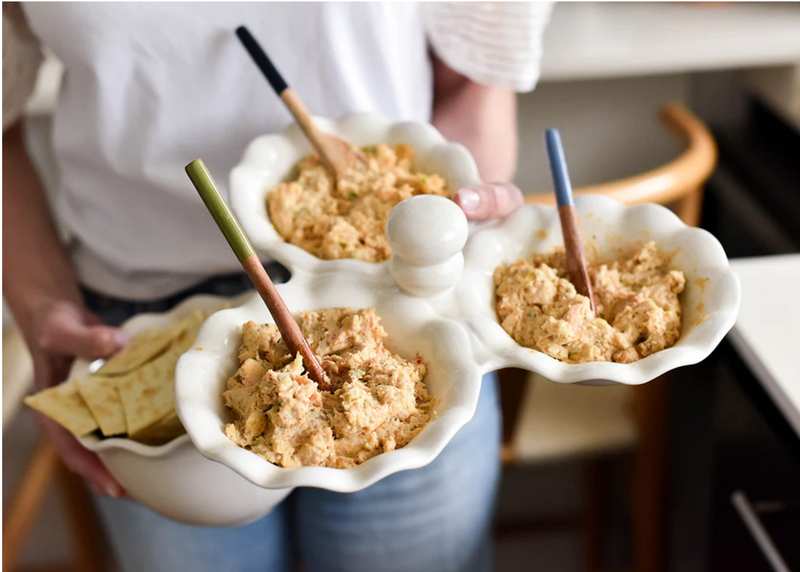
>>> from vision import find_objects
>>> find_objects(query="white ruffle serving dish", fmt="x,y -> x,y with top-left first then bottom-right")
229,112 -> 481,275
71,294 -> 290,527
77,113 -> 740,527
175,192 -> 739,524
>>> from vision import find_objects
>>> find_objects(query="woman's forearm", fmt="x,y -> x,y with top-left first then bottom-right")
431,55 -> 518,183
3,121 -> 82,331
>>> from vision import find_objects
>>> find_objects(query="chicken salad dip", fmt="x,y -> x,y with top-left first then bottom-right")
224,308 -> 437,468
268,143 -> 450,262
494,242 -> 686,364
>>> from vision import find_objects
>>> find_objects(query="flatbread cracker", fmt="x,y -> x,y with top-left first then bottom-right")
76,376 -> 127,436
172,311 -> 205,350
24,379 -> 99,436
97,328 -> 175,376
95,305 -> 219,376
115,346 -> 182,435
130,411 -> 185,445
24,302 -> 228,442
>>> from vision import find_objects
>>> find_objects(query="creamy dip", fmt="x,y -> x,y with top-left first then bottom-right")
224,308 -> 436,468
494,242 -> 685,364
268,144 -> 450,262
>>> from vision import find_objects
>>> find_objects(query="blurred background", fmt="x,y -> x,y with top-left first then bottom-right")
4,2 -> 800,571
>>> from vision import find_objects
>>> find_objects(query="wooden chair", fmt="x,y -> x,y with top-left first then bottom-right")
3,326 -> 106,572
498,102 -> 717,572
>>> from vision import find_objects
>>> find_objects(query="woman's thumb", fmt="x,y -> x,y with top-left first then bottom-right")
454,182 -> 524,221
38,305 -> 129,359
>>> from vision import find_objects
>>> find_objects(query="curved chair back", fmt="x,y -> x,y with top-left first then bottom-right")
523,102 -> 717,227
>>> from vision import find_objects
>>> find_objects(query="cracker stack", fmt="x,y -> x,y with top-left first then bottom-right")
24,306 -> 225,446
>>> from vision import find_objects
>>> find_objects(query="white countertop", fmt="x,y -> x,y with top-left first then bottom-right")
728,255 -> 800,439
541,3 -> 800,82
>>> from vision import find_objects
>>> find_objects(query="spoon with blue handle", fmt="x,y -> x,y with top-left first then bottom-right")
545,128 -> 598,316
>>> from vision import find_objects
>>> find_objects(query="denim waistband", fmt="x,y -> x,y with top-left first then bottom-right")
82,263 -> 289,327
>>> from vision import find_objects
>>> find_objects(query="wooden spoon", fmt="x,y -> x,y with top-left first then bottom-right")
235,26 -> 365,184
185,159 -> 331,391
544,128 -> 598,316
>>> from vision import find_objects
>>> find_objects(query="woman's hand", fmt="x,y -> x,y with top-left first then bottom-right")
27,300 -> 129,498
454,182 -> 525,220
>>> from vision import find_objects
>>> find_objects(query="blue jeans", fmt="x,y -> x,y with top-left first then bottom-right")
84,271 -> 502,572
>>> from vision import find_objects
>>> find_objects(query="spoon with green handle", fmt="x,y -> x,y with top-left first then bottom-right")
185,158 -> 331,391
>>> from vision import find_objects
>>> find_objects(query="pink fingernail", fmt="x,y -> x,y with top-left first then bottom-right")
114,330 -> 131,348
104,483 -> 123,498
455,188 -> 480,214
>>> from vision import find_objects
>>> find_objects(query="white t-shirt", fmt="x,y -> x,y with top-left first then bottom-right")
9,2 -> 551,300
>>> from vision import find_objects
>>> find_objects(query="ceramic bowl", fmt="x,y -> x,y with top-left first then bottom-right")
72,294 -> 290,527
228,112 -> 481,275
175,270 -> 483,493
458,194 -> 741,385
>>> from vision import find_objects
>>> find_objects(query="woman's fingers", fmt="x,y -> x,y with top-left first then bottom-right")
25,301 -> 129,497
37,303 -> 129,360
454,182 -> 524,220
35,414 -> 126,498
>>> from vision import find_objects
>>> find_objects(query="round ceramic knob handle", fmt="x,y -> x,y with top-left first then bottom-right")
387,195 -> 468,266
387,195 -> 468,296
390,252 -> 464,298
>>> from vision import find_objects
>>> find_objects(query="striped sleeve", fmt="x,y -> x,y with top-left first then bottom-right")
3,4 -> 43,131
423,2 -> 553,93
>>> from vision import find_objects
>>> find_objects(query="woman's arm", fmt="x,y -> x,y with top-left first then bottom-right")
431,53 -> 518,183
3,123 -> 83,329
4,6 -> 126,496
3,121 -> 127,497
431,55 -> 523,220
425,2 -> 552,219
